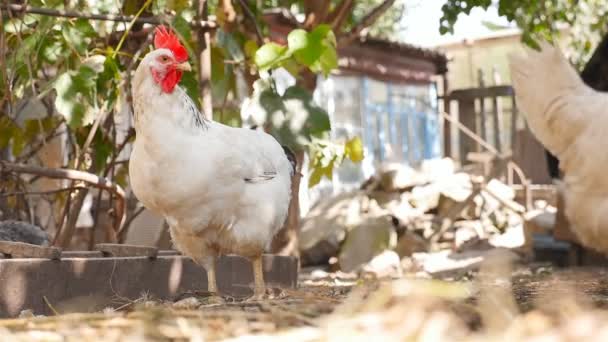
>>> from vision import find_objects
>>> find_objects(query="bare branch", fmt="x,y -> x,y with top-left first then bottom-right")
0,161 -> 127,237
237,0 -> 265,44
327,0 -> 354,31
0,6 -> 10,110
1,4 -> 216,29
119,206 -> 146,242
0,186 -> 87,198
303,0 -> 331,29
57,188 -> 90,248
220,0 -> 237,29
338,0 -> 396,46
194,0 -> 213,120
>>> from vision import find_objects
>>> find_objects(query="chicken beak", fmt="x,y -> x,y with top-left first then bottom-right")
175,61 -> 192,72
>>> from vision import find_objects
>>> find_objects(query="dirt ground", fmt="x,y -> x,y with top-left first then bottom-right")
2,258 -> 608,341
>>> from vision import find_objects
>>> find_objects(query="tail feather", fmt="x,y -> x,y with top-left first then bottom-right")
281,145 -> 297,177
508,42 -> 596,156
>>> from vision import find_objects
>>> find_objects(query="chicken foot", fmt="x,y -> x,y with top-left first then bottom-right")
246,255 -> 275,301
201,256 -> 224,304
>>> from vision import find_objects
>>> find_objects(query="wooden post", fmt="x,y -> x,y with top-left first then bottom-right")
195,0 -> 213,120
442,75 -> 452,158
491,66 -> 503,152
477,69 -> 486,147
511,95 -> 518,150
458,99 -> 476,165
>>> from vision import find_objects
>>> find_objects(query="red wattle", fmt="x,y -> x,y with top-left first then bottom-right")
159,69 -> 183,93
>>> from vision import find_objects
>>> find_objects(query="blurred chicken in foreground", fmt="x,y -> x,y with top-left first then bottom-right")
509,41 -> 608,253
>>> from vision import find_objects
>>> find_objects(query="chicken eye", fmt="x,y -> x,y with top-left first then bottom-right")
160,56 -> 170,63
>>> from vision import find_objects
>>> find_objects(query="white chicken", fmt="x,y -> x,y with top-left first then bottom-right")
509,41 -> 608,253
129,26 -> 295,298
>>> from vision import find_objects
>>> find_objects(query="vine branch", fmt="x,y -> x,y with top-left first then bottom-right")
1,4 -> 216,28
0,161 -> 127,236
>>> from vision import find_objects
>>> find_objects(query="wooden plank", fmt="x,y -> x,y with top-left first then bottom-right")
477,69 -> 487,146
0,242 -> 61,259
448,85 -> 513,101
458,99 -> 477,164
0,254 -> 298,317
95,243 -> 158,258
61,251 -> 104,258
511,96 -> 518,149
491,95 -> 503,151
442,77 -> 452,158
511,129 -> 553,185
479,98 -> 487,146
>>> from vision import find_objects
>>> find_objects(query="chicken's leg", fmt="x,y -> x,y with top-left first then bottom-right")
206,260 -> 218,294
201,256 -> 224,304
251,255 -> 266,300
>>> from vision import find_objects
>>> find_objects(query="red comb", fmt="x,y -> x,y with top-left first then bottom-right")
154,26 -> 188,62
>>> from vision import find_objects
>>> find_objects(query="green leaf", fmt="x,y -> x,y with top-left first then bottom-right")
292,24 -> 337,76
283,86 -> 331,135
4,15 -> 37,33
217,29 -> 245,63
241,80 -> 331,151
312,46 -> 338,77
41,40 -> 63,63
280,58 -> 301,77
167,0 -> 189,12
0,117 -> 16,149
114,165 -> 129,188
62,19 -> 94,55
308,166 -> 324,188
92,132 -> 113,170
244,40 -> 259,59
172,14 -> 193,43
122,0 -> 138,15
254,42 -> 288,71
344,136 -> 364,162
54,65 -> 100,128
287,29 -> 308,51
181,70 -> 201,108
308,157 -> 335,188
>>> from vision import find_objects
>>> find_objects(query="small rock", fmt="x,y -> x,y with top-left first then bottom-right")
339,216 -> 397,272
409,184 -> 441,212
394,232 -> 428,258
377,164 -> 426,192
361,250 -> 402,278
300,191 -> 367,248
310,269 -> 330,279
173,297 -> 201,309
299,191 -> 367,266
301,236 -> 343,266
453,222 -> 482,249
142,300 -> 158,309
435,173 -> 477,219
102,307 -> 115,314
0,220 -> 50,246
420,158 -> 456,183
481,179 -> 516,213
18,309 -> 34,318
412,248 -> 519,277
489,224 -> 526,249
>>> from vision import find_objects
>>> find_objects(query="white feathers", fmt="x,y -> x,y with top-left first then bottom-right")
509,42 -> 608,253
129,55 -> 292,254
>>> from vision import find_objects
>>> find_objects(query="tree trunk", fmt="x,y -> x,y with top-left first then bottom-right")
195,0 -> 213,120
270,70 -> 318,258
271,150 -> 304,257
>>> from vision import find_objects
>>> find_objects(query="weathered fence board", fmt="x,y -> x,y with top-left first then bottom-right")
0,253 -> 298,318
